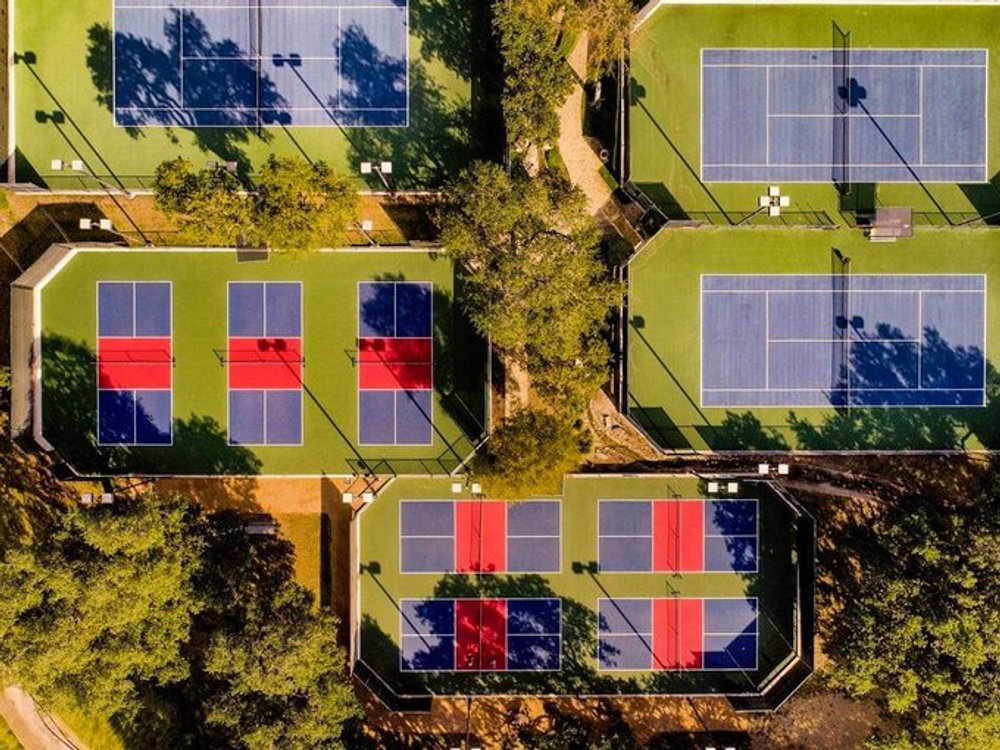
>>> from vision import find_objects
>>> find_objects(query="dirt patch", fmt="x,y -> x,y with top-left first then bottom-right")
585,389 -> 660,465
749,689 -> 890,750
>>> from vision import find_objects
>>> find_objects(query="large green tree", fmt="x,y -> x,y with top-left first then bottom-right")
0,493 -> 203,722
494,1 -> 573,148
0,494 -> 359,748
476,409 -> 590,497
153,156 -> 357,251
441,161 -> 620,414
493,0 -> 632,149
827,465 -> 1000,749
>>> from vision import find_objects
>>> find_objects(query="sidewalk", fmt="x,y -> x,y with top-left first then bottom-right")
0,688 -> 86,750
556,33 -> 642,247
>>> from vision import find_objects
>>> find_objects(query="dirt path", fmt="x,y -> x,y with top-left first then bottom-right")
556,34 -> 642,246
0,688 -> 87,750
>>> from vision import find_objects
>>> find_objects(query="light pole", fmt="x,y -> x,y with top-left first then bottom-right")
360,160 -> 394,194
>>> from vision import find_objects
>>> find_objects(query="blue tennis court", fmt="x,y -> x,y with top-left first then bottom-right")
702,274 -> 987,408
597,499 -> 758,573
597,597 -> 757,672
701,48 -> 987,183
114,0 -> 408,127
96,281 -> 173,445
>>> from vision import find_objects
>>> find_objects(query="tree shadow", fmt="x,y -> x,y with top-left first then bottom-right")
409,0 -> 503,160
40,334 -> 263,477
347,59 -> 472,190
86,19 -> 274,168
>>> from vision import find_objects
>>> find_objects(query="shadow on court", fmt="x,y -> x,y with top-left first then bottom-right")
39,333 -> 263,481
85,20 -> 273,173
343,272 -> 486,477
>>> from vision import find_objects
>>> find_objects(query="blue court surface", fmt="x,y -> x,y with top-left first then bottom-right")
114,0 -> 408,127
227,281 -> 303,446
399,500 -> 561,574
598,597 -> 758,672
400,598 -> 562,672
97,281 -> 173,446
357,281 -> 433,446
597,499 -> 758,573
701,49 -> 987,183
702,274 -> 986,408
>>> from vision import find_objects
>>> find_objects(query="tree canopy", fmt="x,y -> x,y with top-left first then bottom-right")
826,465 -> 1000,749
493,0 -> 632,149
153,155 -> 357,251
441,161 -> 621,414
0,493 -> 203,722
475,409 -> 590,497
0,493 -> 358,749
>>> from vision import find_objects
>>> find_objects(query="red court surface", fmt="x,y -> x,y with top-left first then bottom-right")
228,337 -> 303,389
653,500 -> 705,573
455,501 -> 506,573
358,337 -> 433,390
653,598 -> 704,670
97,337 -> 172,389
456,599 -> 507,671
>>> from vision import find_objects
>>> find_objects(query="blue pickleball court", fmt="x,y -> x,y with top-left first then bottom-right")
114,0 -> 408,127
701,274 -> 987,408
701,48 -> 987,183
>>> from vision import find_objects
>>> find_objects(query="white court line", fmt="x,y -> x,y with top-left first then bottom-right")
764,65 -> 770,166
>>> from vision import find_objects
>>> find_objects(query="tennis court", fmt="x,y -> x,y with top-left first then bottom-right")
358,281 -> 433,446
701,48 -> 987,183
701,274 -> 987,408
113,0 -> 408,127
598,597 -> 758,672
96,281 -> 173,445
399,499 -> 561,574
227,281 -> 303,445
598,499 -> 758,573
400,597 -> 562,672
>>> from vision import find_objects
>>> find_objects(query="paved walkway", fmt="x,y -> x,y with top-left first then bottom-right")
0,688 -> 86,750
556,34 -> 642,246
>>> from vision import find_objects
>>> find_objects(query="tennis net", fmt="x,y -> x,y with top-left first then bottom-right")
832,23 -> 851,192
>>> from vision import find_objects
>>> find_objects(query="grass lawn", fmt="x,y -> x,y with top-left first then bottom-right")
35,248 -> 486,476
0,716 -> 20,750
630,4 -> 1000,222
13,0 -> 478,190
357,475 -> 807,698
627,226 -> 1000,452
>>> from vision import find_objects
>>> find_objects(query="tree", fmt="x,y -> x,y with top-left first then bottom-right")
476,408 -> 590,497
578,0 -> 633,82
494,2 -> 574,149
152,157 -> 250,246
441,161 -> 621,413
202,584 -> 359,750
0,493 -> 204,723
826,465 -> 1000,749
492,0 -> 632,148
0,495 -> 360,748
152,156 -> 357,251
251,155 -> 358,252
